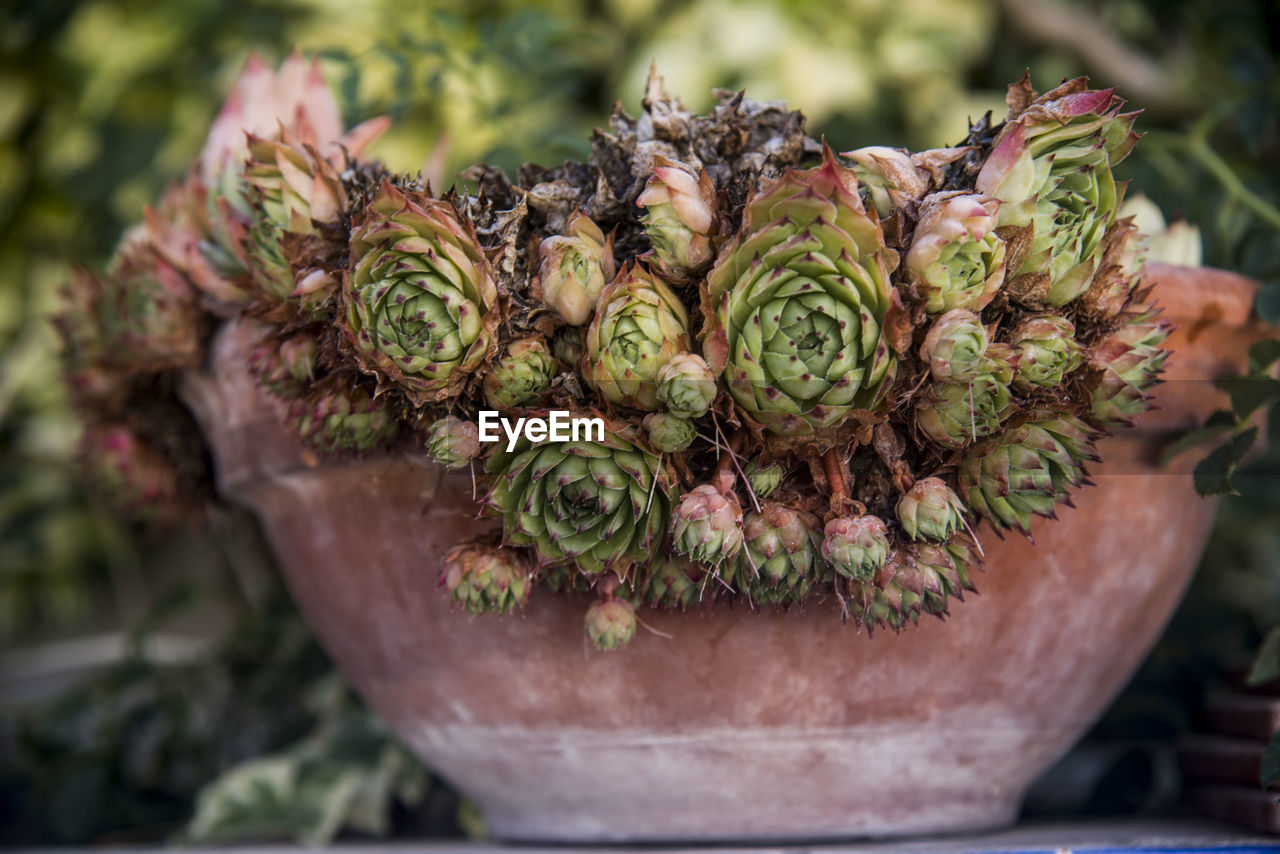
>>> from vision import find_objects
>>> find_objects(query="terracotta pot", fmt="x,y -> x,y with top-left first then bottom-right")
181,264 -> 1265,843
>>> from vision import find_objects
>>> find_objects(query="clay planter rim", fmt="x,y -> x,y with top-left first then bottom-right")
178,263 -> 1268,843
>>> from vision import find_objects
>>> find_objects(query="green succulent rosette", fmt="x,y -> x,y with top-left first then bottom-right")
919,309 -> 989,384
821,514 -> 890,581
737,503 -> 824,602
540,211 -> 615,326
98,228 -> 203,373
905,192 -> 1006,314
1088,312 -> 1173,427
250,333 -> 318,398
702,149 -> 896,435
583,264 -> 692,410
643,555 -> 701,609
343,181 -> 499,405
483,337 -> 556,410
896,477 -> 967,541
426,416 -> 482,470
916,368 -> 1014,448
637,156 -> 717,278
440,542 -> 531,616
670,484 -> 743,566
743,461 -> 785,498
585,598 -> 637,650
656,353 -> 717,419
643,412 -> 696,453
958,414 -> 1098,534
976,78 -> 1139,307
486,423 -> 676,574
1010,315 -> 1084,392
288,384 -> 400,455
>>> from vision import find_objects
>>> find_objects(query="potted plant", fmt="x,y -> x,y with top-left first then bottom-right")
61,56 -> 1271,841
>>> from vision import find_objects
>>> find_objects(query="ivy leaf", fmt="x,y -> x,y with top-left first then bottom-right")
1193,426 -> 1258,496
1159,410 -> 1237,468
1263,731 -> 1280,788
1249,338 -> 1280,374
1248,627 -> 1280,686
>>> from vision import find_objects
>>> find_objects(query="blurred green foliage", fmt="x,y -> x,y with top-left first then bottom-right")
1,0 -> 1278,842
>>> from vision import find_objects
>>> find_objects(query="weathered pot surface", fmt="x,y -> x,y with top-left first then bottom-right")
182,264 -> 1265,842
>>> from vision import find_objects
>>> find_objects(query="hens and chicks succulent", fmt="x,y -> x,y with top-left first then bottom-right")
61,56 -> 1171,650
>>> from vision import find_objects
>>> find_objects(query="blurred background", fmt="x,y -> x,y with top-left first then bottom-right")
1,0 -> 1278,844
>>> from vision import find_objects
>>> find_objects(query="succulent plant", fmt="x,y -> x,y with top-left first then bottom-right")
919,309 -> 989,384
702,150 -> 896,434
80,423 -> 185,524
344,182 -> 499,405
251,333 -> 318,398
976,78 -> 1138,307
739,503 -> 823,600
487,427 -> 675,575
656,353 -> 717,419
906,193 -> 1005,313
98,228 -> 202,373
551,326 -> 585,370
426,416 -> 482,470
896,477 -> 967,541
743,461 -> 785,498
642,556 -> 701,609
483,338 -> 556,410
1089,312 -> 1174,427
540,211 -> 615,325
1010,315 -> 1084,392
670,485 -> 743,566
844,146 -> 928,218
821,514 -> 890,581
637,156 -> 717,278
643,412 -> 696,453
916,368 -> 1014,448
288,385 -> 399,455
958,415 -> 1098,535
241,119 -> 387,311
583,264 -> 692,410
585,598 -> 637,651
440,542 -> 531,615
57,270 -> 129,410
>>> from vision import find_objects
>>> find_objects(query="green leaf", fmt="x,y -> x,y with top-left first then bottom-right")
1249,338 -> 1280,374
1248,627 -> 1280,686
1263,731 -> 1280,788
1159,411 -> 1237,468
1218,375 -> 1280,422
1193,426 -> 1258,496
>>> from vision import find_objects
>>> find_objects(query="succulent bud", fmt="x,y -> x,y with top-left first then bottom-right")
427,416 -> 482,470
643,412 -> 696,453
671,484 -> 743,565
906,193 -> 1005,314
896,477 -> 967,541
251,333 -> 318,398
656,353 -> 717,419
288,385 -> 399,454
483,337 -> 556,410
540,211 -> 615,325
740,504 -> 823,602
919,309 -> 989,383
440,542 -> 531,615
959,415 -> 1098,534
551,326 -> 584,371
1089,312 -> 1173,427
643,556 -> 700,610
744,461 -> 785,498
585,598 -> 637,651
843,146 -> 928,218
80,423 -> 185,524
637,156 -> 717,277
1010,315 -> 1084,392
584,264 -> 692,410
916,369 -> 1014,448
821,515 -> 890,581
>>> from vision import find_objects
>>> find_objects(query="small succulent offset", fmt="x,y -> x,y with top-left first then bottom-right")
65,59 -> 1177,651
